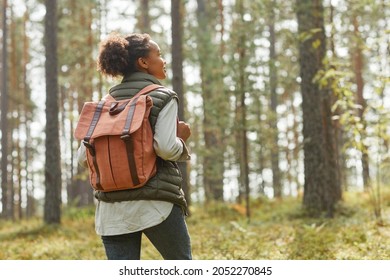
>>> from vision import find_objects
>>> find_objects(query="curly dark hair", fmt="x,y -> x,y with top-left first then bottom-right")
97,33 -> 152,77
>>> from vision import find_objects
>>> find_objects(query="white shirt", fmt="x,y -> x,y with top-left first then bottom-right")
79,98 -> 189,236
95,200 -> 173,235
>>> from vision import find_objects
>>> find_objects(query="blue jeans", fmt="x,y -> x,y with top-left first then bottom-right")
101,204 -> 192,260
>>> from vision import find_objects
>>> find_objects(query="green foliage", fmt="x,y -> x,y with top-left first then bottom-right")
289,224 -> 337,259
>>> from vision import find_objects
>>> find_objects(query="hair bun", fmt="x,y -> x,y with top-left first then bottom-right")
97,33 -> 130,77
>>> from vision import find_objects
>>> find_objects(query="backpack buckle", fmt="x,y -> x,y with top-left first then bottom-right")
83,140 -> 96,156
120,134 -> 130,139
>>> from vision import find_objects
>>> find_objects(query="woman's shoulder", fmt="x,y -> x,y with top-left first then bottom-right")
148,86 -> 178,102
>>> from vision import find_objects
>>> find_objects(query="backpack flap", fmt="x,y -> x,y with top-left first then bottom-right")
127,95 -> 153,134
74,101 -> 104,141
91,95 -> 151,138
74,95 -> 152,140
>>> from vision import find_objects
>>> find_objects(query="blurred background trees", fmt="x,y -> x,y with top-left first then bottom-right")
0,0 -> 388,222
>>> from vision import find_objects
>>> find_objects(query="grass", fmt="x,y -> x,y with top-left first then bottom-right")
0,207 -> 104,260
0,191 -> 389,260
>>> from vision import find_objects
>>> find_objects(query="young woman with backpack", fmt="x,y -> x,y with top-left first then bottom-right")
77,33 -> 192,260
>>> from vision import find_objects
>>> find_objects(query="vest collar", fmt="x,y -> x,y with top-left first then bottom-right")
121,72 -> 162,85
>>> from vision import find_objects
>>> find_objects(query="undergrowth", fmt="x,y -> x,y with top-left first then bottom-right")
0,190 -> 389,260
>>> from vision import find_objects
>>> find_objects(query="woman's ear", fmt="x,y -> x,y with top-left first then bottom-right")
137,57 -> 148,69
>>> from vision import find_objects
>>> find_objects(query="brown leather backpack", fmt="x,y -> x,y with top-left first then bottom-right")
74,84 -> 163,192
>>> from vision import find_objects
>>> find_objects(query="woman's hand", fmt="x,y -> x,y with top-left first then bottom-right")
177,121 -> 191,142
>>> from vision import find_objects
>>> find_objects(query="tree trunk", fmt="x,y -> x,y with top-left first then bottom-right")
22,7 -> 30,218
1,0 -> 10,219
268,2 -> 282,198
196,0 -> 225,201
171,0 -> 190,206
255,95 -> 266,196
297,0 -> 341,217
234,0 -> 250,219
328,1 -> 347,191
9,3 -> 18,220
44,0 -> 61,224
23,4 -> 34,216
137,0 -> 151,33
352,15 -> 370,190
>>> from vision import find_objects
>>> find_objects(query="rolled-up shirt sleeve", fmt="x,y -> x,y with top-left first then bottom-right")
153,99 -> 190,161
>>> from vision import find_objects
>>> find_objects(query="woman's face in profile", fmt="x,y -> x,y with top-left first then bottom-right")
140,40 -> 167,80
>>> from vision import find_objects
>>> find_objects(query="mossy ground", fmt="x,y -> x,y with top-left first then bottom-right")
0,190 -> 389,260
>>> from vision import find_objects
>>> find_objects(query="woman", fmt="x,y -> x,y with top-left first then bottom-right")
79,33 -> 192,260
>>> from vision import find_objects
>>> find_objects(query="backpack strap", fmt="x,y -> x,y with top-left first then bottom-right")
122,84 -> 163,134
83,99 -> 106,190
121,84 -> 163,186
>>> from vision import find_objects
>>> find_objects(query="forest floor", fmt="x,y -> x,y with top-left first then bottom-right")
0,190 -> 389,260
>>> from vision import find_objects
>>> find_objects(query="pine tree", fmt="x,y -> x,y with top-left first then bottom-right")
297,0 -> 341,217
171,0 -> 190,205
1,0 -> 10,219
44,0 -> 61,224
195,0 -> 225,201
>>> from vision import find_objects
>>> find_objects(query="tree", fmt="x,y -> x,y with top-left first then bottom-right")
137,0 -> 151,33
171,0 -> 190,205
296,0 -> 341,217
232,0 -> 250,218
44,0 -> 61,224
195,0 -> 225,201
1,0 -> 9,219
351,11 -> 370,190
267,0 -> 282,198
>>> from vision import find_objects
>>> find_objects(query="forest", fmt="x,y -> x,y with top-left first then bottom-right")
0,0 -> 389,260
